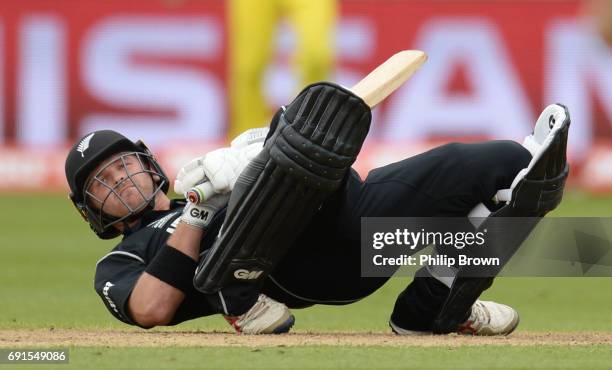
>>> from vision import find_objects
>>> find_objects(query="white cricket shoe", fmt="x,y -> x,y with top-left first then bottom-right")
224,294 -> 295,334
390,300 -> 519,336
456,300 -> 520,335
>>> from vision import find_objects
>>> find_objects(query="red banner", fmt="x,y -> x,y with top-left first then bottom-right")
0,0 -> 611,191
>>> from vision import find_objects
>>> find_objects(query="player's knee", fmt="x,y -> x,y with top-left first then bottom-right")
465,140 -> 532,195
495,140 -> 530,163
484,140 -> 532,175
453,140 -> 530,179
437,141 -> 531,194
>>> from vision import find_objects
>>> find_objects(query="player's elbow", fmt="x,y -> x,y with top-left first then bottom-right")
131,303 -> 174,328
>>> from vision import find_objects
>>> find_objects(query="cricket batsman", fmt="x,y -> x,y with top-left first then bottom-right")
65,78 -> 569,335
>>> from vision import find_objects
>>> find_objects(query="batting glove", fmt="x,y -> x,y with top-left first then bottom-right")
173,127 -> 268,201
180,192 -> 229,229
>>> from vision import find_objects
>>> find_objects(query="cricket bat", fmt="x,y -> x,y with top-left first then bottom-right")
351,50 -> 427,108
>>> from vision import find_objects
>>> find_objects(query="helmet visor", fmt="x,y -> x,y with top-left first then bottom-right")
83,152 -> 166,231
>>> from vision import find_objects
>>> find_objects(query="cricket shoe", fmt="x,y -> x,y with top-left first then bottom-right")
224,294 -> 295,334
455,300 -> 520,335
389,300 -> 520,336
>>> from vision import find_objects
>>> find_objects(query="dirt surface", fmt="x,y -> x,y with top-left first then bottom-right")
1,330 -> 611,348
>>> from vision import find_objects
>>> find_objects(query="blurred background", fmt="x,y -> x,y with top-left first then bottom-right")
0,0 -> 611,334
0,0 -> 610,193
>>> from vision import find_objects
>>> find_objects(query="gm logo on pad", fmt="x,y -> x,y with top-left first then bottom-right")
234,269 -> 264,280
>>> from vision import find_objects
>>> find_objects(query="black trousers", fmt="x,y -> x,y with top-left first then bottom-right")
260,140 -> 531,328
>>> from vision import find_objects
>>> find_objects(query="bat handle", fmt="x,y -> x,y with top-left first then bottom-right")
186,182 -> 215,204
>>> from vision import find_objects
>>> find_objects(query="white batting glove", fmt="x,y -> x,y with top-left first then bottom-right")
173,128 -> 268,202
180,193 -> 229,229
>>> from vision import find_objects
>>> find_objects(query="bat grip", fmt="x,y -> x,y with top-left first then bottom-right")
186,182 -> 215,204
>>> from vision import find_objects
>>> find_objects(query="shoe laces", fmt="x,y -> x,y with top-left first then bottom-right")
235,295 -> 269,324
468,301 -> 491,327
457,301 -> 490,334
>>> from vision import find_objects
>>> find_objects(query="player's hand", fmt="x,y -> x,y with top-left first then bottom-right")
180,192 -> 229,229
173,127 -> 268,200
174,147 -> 242,196
173,146 -> 258,200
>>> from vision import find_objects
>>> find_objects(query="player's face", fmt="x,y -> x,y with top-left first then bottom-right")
85,152 -> 157,218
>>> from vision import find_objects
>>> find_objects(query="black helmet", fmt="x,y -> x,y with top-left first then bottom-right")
65,130 -> 169,239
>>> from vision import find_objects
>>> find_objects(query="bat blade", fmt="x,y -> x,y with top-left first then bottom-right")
350,50 -> 427,108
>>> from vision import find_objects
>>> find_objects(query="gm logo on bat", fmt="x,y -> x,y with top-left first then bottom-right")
234,269 -> 264,280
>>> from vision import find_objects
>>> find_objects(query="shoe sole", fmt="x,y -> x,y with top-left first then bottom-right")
271,314 -> 295,334
390,311 -> 520,336
389,320 -> 432,336
503,311 -> 520,336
